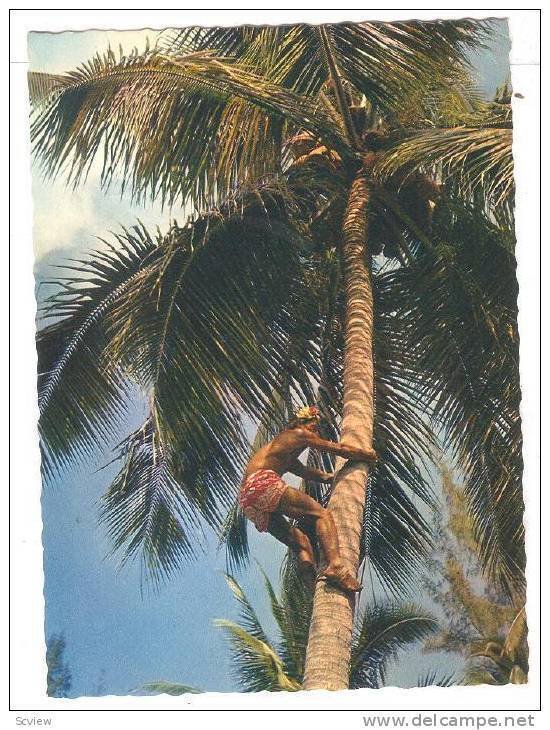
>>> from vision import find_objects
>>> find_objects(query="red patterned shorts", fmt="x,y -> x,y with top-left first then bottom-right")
239,469 -> 288,532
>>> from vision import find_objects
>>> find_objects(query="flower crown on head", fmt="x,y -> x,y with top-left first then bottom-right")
295,405 -> 320,422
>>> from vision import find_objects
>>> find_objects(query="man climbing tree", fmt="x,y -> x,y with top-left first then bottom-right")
239,406 -> 378,593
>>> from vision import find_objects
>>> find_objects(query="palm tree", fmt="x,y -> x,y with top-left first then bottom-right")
140,560 -> 440,693
465,608 -> 528,685
29,19 -> 520,689
423,464 -> 527,685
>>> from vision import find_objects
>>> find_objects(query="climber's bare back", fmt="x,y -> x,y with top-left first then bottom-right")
243,426 -> 377,480
243,428 -> 313,480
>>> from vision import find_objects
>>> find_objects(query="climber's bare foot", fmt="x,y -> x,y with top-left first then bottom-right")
319,562 -> 362,593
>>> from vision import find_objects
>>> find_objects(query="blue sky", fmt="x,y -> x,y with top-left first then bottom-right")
29,20 -> 511,696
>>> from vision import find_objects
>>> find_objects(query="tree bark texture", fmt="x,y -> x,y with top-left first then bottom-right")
303,172 -> 374,690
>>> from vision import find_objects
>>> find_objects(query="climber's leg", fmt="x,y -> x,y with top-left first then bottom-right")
267,512 -> 316,585
275,487 -> 361,593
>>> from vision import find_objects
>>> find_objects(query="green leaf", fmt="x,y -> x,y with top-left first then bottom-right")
377,123 -> 513,214
36,223 -> 159,477
376,199 -> 522,595
222,574 -> 270,645
351,603 -> 439,689
30,50 -> 348,210
99,414 -> 203,588
214,620 -> 301,692
165,20 -> 493,111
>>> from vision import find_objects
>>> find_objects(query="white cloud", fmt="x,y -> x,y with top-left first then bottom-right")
28,28 -> 185,263
32,155 -> 173,260
32,177 -> 97,259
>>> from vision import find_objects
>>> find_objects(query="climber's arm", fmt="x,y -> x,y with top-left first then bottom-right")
299,430 -> 377,463
289,459 -> 334,483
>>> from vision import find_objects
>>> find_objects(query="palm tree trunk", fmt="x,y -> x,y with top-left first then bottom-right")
303,171 -> 374,690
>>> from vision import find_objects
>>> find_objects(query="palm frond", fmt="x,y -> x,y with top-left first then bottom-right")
383,66 -> 484,130
220,563 -> 441,690
164,20 -> 492,111
222,574 -> 270,645
36,223 -> 159,476
160,26 -> 263,59
218,501 -> 250,574
377,125 -> 513,214
377,199 -> 523,595
217,563 -> 311,690
214,620 -> 300,692
105,189 -> 307,443
259,564 -> 312,682
27,71 -> 69,108
38,173 -> 349,580
328,20 -> 492,112
30,49 -> 348,210
350,602 -> 439,689
365,469 -> 434,596
100,413 -> 208,587
417,670 -> 457,687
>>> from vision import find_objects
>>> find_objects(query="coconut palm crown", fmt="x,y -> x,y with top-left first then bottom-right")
29,19 -> 522,689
